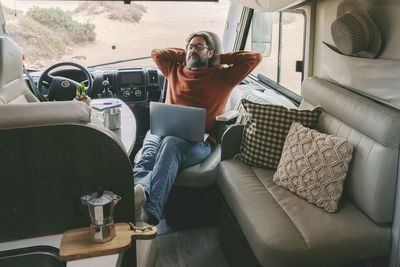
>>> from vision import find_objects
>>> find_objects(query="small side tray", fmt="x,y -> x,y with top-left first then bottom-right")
59,222 -> 157,261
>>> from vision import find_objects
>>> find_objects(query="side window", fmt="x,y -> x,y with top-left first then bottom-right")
245,10 -> 305,96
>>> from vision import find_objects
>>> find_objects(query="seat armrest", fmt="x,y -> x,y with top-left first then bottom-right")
216,110 -> 239,122
175,145 -> 221,187
221,124 -> 244,160
0,101 -> 90,129
215,110 -> 239,143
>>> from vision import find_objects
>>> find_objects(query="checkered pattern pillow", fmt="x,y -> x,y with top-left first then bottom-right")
236,99 -> 321,169
234,90 -> 274,125
234,89 -> 297,125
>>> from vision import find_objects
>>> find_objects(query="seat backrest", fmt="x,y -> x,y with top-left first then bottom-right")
0,122 -> 134,241
300,77 -> 400,224
0,36 -> 38,104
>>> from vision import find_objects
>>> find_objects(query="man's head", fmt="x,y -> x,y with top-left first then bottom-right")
185,31 -> 216,69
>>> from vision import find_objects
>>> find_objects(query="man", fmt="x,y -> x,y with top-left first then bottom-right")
134,31 -> 262,225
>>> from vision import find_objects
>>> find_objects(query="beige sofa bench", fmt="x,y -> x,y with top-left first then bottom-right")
217,77 -> 400,266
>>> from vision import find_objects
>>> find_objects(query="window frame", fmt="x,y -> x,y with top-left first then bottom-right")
277,9 -> 306,85
240,8 -> 307,105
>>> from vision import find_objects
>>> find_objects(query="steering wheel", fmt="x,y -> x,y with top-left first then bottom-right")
37,62 -> 93,101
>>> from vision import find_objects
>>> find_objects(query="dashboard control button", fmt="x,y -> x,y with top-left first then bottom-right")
123,90 -> 131,97
134,90 -> 142,97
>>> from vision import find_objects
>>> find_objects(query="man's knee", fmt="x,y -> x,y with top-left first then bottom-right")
160,136 -> 186,152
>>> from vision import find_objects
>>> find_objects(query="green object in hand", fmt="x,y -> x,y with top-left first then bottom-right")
76,85 -> 80,96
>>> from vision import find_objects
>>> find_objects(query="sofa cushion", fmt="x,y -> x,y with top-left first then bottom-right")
217,159 -> 391,266
236,99 -> 321,169
273,122 -> 354,212
301,77 -> 400,223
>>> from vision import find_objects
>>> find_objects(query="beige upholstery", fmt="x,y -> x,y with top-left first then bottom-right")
0,36 -> 38,104
301,77 -> 400,223
217,77 -> 400,266
0,101 -> 91,130
218,159 -> 391,266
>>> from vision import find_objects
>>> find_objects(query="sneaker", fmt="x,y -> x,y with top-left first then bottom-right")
134,184 -> 146,222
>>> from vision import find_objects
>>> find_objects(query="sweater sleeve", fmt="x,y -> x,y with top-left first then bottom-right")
219,51 -> 262,85
151,48 -> 186,77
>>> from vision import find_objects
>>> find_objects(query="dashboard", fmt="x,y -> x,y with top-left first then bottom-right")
32,66 -> 167,146
33,66 -> 167,106
90,67 -> 166,106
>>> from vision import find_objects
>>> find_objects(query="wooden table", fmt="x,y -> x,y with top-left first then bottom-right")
59,223 -> 157,261
91,98 -> 136,155
59,223 -> 132,261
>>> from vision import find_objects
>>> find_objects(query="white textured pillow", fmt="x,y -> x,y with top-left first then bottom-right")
273,122 -> 354,212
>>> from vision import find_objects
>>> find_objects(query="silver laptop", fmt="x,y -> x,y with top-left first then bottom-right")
150,102 -> 206,143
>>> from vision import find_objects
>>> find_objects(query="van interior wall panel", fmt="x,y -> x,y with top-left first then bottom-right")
313,0 -> 400,76
312,0 -> 400,111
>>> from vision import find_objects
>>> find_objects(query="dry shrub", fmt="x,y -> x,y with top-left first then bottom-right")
27,7 -> 96,44
2,4 -> 94,68
11,16 -> 67,68
73,2 -> 147,23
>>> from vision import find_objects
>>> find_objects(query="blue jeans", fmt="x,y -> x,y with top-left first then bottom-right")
133,131 -> 212,222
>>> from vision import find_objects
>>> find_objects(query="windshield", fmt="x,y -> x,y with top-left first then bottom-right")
1,0 -> 229,70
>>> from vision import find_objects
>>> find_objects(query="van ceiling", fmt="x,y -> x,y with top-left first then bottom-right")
229,0 -> 305,11
119,0 -> 218,3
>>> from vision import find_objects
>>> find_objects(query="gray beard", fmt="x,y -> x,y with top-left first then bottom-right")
186,53 -> 209,68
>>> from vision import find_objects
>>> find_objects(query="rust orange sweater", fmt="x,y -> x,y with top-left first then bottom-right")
151,48 -> 262,137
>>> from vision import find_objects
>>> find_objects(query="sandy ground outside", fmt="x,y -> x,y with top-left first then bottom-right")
1,0 -> 229,67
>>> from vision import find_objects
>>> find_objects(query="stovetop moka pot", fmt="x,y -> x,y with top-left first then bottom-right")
81,189 -> 121,243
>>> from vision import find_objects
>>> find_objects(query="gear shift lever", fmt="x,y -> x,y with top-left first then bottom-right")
101,78 -> 114,98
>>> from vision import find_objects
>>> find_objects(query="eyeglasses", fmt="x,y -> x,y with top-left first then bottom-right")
185,43 -> 209,51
